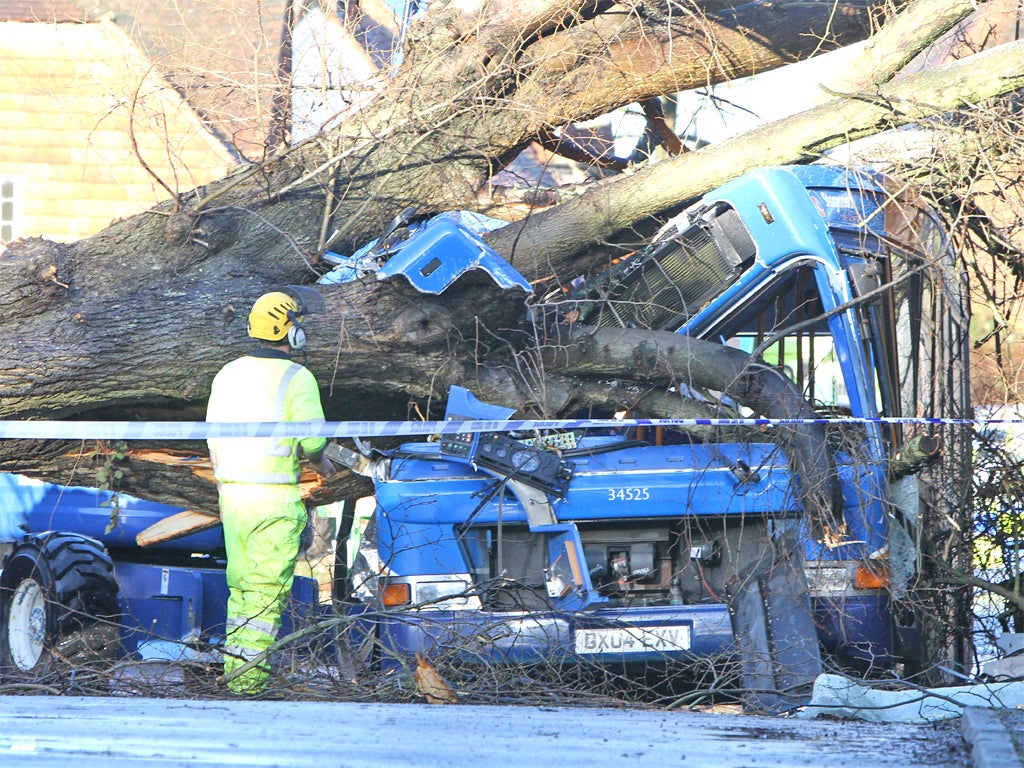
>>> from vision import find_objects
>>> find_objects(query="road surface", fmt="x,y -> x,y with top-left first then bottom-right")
0,695 -> 970,767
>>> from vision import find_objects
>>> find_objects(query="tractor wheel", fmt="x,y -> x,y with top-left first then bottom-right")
0,533 -> 121,678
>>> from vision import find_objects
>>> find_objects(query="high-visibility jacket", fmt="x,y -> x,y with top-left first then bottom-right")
206,349 -> 327,485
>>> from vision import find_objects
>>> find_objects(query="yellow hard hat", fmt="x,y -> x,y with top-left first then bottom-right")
247,291 -> 300,342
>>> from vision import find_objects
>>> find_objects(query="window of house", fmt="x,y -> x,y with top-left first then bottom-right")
1,177 -> 23,244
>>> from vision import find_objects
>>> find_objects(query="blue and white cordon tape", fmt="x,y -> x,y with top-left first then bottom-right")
0,416 -> 996,441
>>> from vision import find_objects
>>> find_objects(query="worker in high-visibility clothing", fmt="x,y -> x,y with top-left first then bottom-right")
206,289 -> 336,695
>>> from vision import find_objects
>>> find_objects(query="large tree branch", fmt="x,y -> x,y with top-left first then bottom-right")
516,0 -> 883,125
820,0 -> 976,96
222,0 -> 891,241
488,37 -> 1024,275
540,325 -> 844,539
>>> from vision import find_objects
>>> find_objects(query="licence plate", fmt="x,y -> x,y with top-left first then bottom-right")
574,625 -> 691,655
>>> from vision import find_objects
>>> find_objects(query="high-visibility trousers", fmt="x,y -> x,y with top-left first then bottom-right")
218,482 -> 305,694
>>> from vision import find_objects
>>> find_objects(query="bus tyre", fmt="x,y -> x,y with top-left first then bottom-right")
0,533 -> 121,678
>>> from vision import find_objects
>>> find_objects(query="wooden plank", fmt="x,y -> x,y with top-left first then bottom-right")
135,509 -> 221,547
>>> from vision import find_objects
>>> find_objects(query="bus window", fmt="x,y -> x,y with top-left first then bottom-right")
714,265 -> 851,414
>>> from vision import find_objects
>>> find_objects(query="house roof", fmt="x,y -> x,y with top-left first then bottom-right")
72,1 -> 403,160
80,0 -> 291,161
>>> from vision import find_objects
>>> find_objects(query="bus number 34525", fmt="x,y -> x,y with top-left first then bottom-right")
608,488 -> 650,501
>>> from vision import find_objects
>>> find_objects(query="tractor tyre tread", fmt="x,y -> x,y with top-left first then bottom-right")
1,532 -> 120,677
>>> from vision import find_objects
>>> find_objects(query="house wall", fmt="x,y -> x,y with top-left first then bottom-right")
290,6 -> 382,144
0,18 -> 238,244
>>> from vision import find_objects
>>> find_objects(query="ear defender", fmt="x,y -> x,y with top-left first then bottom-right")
287,312 -> 306,350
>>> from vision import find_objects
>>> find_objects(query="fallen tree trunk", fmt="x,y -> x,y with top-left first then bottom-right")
0,0 -> 1011,517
